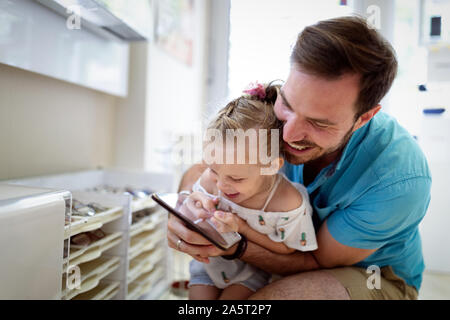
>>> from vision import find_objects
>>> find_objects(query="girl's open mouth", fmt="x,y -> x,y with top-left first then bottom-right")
224,192 -> 240,199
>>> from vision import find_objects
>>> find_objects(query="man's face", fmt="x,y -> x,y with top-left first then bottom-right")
274,66 -> 361,166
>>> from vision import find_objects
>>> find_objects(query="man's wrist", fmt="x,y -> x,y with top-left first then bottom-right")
222,234 -> 247,260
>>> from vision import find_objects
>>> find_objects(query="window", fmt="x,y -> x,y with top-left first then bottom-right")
228,0 -> 353,99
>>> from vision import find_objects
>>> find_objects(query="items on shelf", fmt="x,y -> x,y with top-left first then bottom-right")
6,169 -> 173,300
87,185 -> 154,200
68,199 -> 110,217
71,229 -> 107,247
132,207 -> 158,224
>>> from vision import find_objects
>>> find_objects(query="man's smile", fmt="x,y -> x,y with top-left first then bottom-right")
285,141 -> 315,154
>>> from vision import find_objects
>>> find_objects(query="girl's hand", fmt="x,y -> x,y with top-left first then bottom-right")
211,210 -> 248,234
183,191 -> 219,220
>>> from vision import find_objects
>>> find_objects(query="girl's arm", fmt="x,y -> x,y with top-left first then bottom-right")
239,218 -> 296,255
212,212 -> 295,255
201,170 -> 296,255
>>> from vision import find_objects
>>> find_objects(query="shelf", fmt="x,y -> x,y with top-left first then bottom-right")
64,206 -> 123,239
103,287 -> 120,300
64,231 -> 123,269
129,209 -> 165,238
73,281 -> 120,300
63,256 -> 121,300
128,247 -> 165,283
5,169 -> 174,300
131,197 -> 157,213
128,229 -> 166,261
127,266 -> 165,300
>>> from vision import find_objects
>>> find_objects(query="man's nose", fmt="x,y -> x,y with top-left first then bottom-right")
283,118 -> 308,143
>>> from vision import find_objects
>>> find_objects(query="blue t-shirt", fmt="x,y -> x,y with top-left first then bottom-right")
283,112 -> 431,290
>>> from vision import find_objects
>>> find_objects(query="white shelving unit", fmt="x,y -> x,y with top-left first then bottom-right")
7,169 -> 175,300
0,184 -> 71,299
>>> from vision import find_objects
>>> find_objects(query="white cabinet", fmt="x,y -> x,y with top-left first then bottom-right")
5,169 -> 175,299
0,184 -> 70,299
418,113 -> 450,273
0,0 -> 129,97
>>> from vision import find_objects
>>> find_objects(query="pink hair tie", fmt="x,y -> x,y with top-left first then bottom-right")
243,82 -> 266,100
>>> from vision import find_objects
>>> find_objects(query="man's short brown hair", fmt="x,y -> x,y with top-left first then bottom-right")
291,16 -> 398,119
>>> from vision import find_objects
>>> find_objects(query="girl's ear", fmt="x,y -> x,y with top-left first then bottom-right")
260,157 -> 284,175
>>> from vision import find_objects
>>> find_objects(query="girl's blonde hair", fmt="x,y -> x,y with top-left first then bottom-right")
207,82 -> 284,159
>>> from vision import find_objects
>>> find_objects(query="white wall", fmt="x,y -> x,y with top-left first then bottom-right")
114,42 -> 149,170
353,0 -> 396,113
111,0 -> 211,178
0,0 -> 212,183
353,0 -> 396,43
205,0 -> 230,116
144,0 -> 210,179
0,63 -> 117,180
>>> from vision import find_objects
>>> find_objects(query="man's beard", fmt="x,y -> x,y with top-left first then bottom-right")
284,123 -> 356,167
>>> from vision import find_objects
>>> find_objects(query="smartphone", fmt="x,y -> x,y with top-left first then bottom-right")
151,193 -> 241,251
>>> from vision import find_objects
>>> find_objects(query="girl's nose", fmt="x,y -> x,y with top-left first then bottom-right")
216,179 -> 228,191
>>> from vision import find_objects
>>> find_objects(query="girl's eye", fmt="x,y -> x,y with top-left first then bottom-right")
230,177 -> 245,182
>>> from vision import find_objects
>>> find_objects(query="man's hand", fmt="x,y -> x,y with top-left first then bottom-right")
167,192 -> 239,263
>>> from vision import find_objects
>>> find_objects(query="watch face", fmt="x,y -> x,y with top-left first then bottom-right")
152,193 -> 241,250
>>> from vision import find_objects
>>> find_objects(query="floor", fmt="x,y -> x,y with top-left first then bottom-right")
418,271 -> 450,300
159,250 -> 191,300
161,250 -> 450,300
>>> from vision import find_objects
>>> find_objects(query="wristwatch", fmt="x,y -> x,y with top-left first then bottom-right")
222,234 -> 247,260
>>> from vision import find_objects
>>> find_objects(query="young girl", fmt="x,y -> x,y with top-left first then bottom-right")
188,82 -> 318,300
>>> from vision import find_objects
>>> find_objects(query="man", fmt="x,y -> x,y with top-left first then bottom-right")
167,16 -> 431,300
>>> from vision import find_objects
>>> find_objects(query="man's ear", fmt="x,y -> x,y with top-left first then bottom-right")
353,105 -> 381,132
278,157 -> 284,171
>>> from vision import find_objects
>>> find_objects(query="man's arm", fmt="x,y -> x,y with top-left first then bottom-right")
240,220 -> 376,275
177,163 -> 207,192
168,163 -> 220,264
213,212 -> 296,255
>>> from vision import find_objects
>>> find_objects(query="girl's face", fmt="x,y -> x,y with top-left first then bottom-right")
206,161 -> 278,205
203,130 -> 283,204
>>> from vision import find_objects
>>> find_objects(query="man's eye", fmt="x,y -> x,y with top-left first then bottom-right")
312,122 -> 328,129
282,101 -> 292,111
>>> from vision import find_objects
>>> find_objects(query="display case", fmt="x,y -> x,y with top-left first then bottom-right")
6,168 -> 175,300
0,184 -> 70,299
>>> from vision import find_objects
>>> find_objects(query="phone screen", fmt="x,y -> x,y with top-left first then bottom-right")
151,193 -> 241,251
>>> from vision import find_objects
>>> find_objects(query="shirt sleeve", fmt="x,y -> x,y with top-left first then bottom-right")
326,176 -> 431,250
